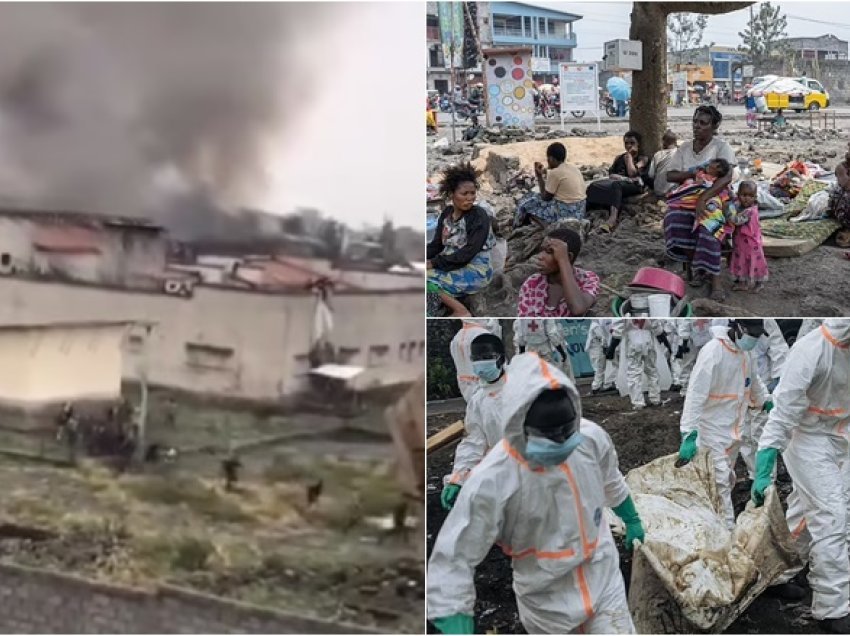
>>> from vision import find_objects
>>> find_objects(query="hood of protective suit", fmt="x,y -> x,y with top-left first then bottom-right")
711,324 -> 734,344
824,319 -> 850,344
454,324 -> 491,363
499,352 -> 582,456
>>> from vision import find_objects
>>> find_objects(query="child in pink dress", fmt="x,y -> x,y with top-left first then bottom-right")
517,228 -> 600,317
728,180 -> 769,291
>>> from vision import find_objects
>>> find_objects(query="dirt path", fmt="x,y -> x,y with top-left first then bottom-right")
426,390 -> 820,634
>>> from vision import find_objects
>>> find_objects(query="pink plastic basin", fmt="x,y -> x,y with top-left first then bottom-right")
630,267 -> 686,299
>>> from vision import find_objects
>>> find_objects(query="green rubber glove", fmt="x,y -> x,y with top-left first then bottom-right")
751,448 -> 779,507
678,430 -> 698,463
612,494 -> 645,550
763,400 -> 774,413
433,614 -> 474,634
441,484 -> 462,510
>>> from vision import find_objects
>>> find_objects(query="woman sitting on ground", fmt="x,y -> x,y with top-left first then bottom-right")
663,105 -> 737,302
516,227 -> 599,318
514,142 -> 586,229
830,142 -> 850,250
426,162 -> 495,317
585,130 -> 648,233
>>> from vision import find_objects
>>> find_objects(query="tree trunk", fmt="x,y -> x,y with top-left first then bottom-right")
629,2 -> 668,157
629,1 -> 754,156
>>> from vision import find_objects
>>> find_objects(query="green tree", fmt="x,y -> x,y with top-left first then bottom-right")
667,12 -> 709,66
738,2 -> 788,64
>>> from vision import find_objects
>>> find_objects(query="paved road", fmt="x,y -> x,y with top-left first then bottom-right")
436,103 -> 850,127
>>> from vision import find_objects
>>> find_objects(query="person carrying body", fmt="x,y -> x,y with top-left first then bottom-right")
751,319 -> 850,633
514,318 -> 574,382
517,228 -> 599,318
586,319 -> 616,394
441,332 -> 509,511
427,353 -> 644,634
609,318 -> 670,410
739,318 -> 789,479
677,319 -> 771,530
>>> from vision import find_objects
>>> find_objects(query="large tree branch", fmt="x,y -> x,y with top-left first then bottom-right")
658,1 -> 754,15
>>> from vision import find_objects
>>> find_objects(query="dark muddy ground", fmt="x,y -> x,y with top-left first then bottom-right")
426,389 -> 823,634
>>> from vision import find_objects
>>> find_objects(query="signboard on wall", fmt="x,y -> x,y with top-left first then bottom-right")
672,71 -> 688,91
560,319 -> 593,378
531,57 -> 551,73
603,39 -> 643,71
559,63 -> 599,113
482,48 -> 535,128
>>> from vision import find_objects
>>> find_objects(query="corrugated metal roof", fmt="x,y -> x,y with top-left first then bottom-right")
33,226 -> 102,254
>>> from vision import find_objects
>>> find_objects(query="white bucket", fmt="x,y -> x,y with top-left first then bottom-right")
630,294 -> 649,310
648,293 -> 672,318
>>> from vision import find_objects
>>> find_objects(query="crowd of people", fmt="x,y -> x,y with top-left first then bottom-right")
426,104 -> 850,316
428,316 -> 850,634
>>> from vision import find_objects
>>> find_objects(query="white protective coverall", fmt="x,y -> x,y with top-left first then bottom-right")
680,325 -> 767,529
612,318 -> 663,408
514,318 -> 575,383
445,350 -> 509,488
585,319 -> 615,391
673,318 -> 713,392
759,320 -> 850,621
797,318 -> 823,342
450,323 -> 491,402
427,353 -> 636,634
740,318 -> 789,477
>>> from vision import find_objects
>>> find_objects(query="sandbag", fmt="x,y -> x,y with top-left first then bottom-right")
624,451 -> 801,633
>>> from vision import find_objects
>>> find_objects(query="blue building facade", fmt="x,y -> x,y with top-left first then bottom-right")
488,2 -> 582,75
710,48 -> 746,85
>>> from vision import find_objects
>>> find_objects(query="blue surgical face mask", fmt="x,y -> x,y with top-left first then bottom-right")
737,334 -> 759,351
472,359 -> 502,383
525,433 -> 584,466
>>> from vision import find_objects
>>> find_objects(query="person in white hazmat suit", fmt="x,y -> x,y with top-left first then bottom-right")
739,318 -> 789,479
751,319 -> 850,632
450,321 -> 496,403
671,318 -> 713,394
585,319 -> 616,394
796,318 -> 823,341
427,353 -> 645,634
441,331 -> 508,510
608,318 -> 672,409
514,318 -> 574,383
677,319 -> 772,530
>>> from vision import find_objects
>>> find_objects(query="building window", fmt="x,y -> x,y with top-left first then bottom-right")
523,16 -> 532,37
185,342 -> 234,370
368,344 -> 390,367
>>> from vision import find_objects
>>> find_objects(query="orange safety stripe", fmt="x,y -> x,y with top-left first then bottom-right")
498,542 -> 576,561
791,518 -> 807,539
537,355 -> 561,390
821,324 -> 850,349
719,340 -> 739,355
708,393 -> 739,400
808,406 -> 848,416
448,469 -> 470,485
503,439 -> 545,473
576,565 -> 595,619
457,374 -> 479,383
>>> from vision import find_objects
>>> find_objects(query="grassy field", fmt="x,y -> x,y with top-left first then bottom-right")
0,391 -> 423,633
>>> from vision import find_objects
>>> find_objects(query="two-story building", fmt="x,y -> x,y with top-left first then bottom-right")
780,34 -> 849,61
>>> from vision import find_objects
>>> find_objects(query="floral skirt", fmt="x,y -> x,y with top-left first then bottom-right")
426,250 -> 493,316
514,192 -> 586,227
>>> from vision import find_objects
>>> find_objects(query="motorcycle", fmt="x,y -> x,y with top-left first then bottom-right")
535,93 -> 557,119
453,99 -> 482,121
602,96 -> 629,117
439,95 -> 452,112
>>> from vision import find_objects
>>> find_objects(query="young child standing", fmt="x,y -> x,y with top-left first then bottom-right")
728,180 -> 769,292
517,228 -> 599,317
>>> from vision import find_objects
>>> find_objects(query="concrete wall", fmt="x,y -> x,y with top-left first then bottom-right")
0,278 -> 424,400
0,324 -> 125,405
0,562 -> 369,634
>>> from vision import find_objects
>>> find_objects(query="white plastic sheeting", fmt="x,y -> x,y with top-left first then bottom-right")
620,451 -> 801,633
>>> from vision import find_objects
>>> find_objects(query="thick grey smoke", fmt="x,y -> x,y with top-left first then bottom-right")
0,3 -> 344,238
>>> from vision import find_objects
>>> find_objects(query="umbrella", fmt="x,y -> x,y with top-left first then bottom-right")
606,77 -> 631,101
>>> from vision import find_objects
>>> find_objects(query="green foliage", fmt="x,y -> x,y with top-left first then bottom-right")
738,2 -> 788,62
667,13 -> 709,65
427,357 -> 457,401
